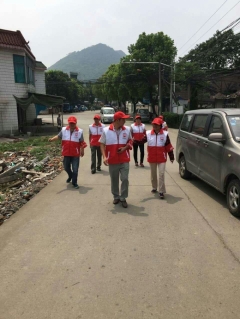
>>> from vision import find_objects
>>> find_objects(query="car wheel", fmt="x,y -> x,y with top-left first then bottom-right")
227,179 -> 240,217
179,155 -> 191,179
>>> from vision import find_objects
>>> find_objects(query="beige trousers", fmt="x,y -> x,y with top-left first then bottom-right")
149,162 -> 166,193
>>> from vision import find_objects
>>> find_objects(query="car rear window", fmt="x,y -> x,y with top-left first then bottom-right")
190,115 -> 208,136
180,114 -> 194,132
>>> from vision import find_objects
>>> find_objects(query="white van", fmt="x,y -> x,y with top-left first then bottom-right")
100,107 -> 115,124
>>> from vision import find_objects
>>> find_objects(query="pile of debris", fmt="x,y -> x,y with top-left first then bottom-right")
0,151 -> 63,226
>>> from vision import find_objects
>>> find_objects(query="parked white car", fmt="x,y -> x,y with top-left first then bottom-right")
100,107 -> 115,124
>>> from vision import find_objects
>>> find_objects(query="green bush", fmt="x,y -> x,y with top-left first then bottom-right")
162,112 -> 184,129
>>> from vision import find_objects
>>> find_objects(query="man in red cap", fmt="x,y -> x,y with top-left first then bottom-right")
89,114 -> 105,174
145,117 -> 174,199
99,111 -> 133,208
49,116 -> 87,189
130,114 -> 146,167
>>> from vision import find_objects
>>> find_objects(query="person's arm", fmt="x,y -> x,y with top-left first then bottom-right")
99,130 -> 108,165
89,127 -> 92,145
100,143 -> 108,166
165,135 -> 174,162
49,135 -> 60,142
79,133 -> 87,157
118,131 -> 133,153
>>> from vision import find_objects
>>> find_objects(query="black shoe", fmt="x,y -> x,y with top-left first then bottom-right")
121,200 -> 128,208
91,170 -> 96,174
73,184 -> 79,189
151,189 -> 157,193
97,167 -> 101,171
113,198 -> 120,204
159,192 -> 164,199
66,177 -> 72,183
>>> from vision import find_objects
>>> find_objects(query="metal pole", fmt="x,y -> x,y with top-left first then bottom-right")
158,62 -> 161,116
170,63 -> 173,113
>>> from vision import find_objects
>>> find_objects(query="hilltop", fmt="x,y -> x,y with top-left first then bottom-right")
48,43 -> 126,80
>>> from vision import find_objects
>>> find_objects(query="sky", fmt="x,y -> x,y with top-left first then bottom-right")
1,0 -> 240,68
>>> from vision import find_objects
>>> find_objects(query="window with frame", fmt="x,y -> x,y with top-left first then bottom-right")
26,56 -> 35,85
207,116 -> 224,136
180,114 -> 194,132
13,55 -> 26,83
190,115 -> 208,136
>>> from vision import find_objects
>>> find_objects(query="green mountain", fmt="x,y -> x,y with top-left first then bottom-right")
48,43 -> 126,80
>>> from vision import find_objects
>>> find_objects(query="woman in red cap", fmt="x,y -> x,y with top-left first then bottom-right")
159,115 -> 168,131
49,116 -> 87,189
145,117 -> 174,199
130,114 -> 146,167
89,114 -> 105,174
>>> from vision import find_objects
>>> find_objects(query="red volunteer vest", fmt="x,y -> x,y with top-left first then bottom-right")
61,126 -> 85,157
146,130 -> 173,163
104,124 -> 131,164
131,123 -> 145,141
89,123 -> 105,146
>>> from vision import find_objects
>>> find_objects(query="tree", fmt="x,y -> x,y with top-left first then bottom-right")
175,30 -> 240,110
122,32 -> 177,111
45,70 -> 88,105
179,30 -> 240,69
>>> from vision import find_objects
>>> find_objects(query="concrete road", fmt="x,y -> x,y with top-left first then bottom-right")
1,111 -> 240,319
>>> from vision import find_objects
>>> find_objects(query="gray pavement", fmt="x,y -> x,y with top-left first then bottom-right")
1,111 -> 240,319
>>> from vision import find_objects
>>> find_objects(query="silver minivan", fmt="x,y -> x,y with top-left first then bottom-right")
176,109 -> 240,217
100,107 -> 115,124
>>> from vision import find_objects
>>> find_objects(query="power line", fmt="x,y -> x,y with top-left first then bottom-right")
221,16 -> 240,31
180,0 -> 240,57
178,0 -> 228,52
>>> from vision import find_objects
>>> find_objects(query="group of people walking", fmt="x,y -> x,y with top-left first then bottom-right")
49,111 -> 174,207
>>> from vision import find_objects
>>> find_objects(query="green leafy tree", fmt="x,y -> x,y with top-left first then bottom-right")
175,30 -> 240,110
179,30 -> 240,69
45,70 -> 85,104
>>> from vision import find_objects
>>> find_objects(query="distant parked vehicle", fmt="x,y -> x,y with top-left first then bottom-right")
133,108 -> 150,123
73,105 -> 79,113
63,103 -> 71,113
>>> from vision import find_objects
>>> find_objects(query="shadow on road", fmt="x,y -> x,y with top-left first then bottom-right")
57,185 -> 93,194
110,204 -> 148,217
188,176 -> 228,209
165,194 -> 184,204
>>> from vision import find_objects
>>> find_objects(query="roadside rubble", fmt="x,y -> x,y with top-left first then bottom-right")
0,149 -> 63,226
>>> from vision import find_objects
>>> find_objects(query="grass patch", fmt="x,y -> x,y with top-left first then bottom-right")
0,136 -> 61,161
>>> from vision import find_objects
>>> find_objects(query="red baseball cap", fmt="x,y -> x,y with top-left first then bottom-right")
68,116 -> 77,124
135,114 -> 141,119
152,118 -> 163,125
114,111 -> 130,121
94,114 -> 101,120
159,115 -> 163,120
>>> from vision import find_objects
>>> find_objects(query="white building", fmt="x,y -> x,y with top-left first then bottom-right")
0,29 -> 63,135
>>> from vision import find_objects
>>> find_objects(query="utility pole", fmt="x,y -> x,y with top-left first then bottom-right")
122,61 -> 172,116
158,62 -> 161,116
170,63 -> 173,113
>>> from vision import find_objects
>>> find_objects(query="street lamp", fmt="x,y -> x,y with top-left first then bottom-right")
122,61 -> 172,115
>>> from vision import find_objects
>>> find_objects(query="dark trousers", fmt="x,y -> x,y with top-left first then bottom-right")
133,143 -> 144,164
63,156 -> 80,185
91,146 -> 102,171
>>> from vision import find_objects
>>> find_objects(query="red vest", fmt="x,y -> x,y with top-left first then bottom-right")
146,130 -> 173,163
104,124 -> 132,164
61,126 -> 86,157
89,123 -> 105,146
131,123 -> 145,141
